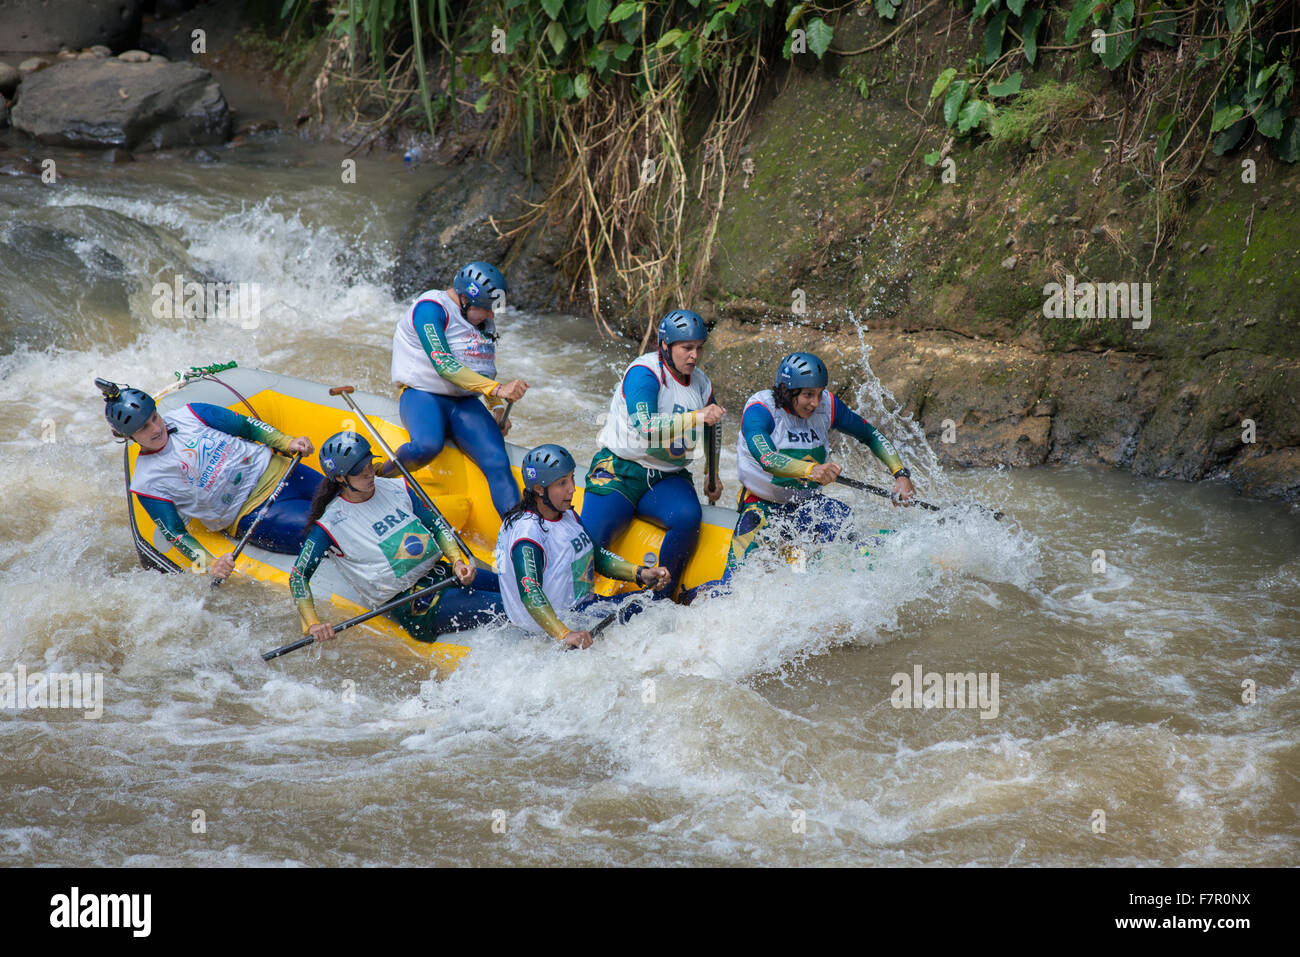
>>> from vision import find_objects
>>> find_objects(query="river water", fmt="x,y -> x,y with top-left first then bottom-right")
1,133 -> 1297,868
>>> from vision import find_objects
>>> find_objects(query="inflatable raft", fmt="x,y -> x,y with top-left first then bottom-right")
122,367 -> 737,674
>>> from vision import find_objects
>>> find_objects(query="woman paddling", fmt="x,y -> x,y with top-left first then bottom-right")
723,352 -> 915,579
579,309 -> 725,600
495,444 -> 670,649
290,432 -> 504,645
100,378 -> 321,580
384,261 -> 528,518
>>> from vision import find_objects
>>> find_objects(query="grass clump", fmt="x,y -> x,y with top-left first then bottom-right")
988,81 -> 1092,150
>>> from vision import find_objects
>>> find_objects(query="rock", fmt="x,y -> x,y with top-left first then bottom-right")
188,147 -> 219,163
90,46 -> 112,58
0,62 -> 17,97
103,148 -> 133,163
56,50 -> 78,62
118,50 -> 151,63
1046,214 -> 1058,226
1091,225 -> 1104,236
18,58 -> 50,75
1199,243 -> 1209,254
1001,255 -> 1017,270
150,54 -> 169,63
0,1 -> 143,54
10,60 -> 231,151
390,156 -> 560,311
77,52 -> 99,60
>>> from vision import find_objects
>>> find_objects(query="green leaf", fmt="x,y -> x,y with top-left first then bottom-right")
1256,104 -> 1285,139
1155,114 -> 1174,163
1022,7 -> 1044,65
785,3 -> 805,31
505,20 -> 528,52
574,72 -> 590,99
1064,0 -> 1095,44
1275,117 -> 1300,163
545,19 -> 567,55
1212,118 -> 1248,155
874,0 -> 900,21
541,0 -> 564,19
656,28 -> 686,49
957,98 -> 992,134
930,67 -> 958,102
984,10 -> 1008,65
944,79 -> 970,127
806,17 -> 833,58
1254,63 -> 1279,90
608,1 -> 640,22
973,0 -> 999,19
1141,8 -> 1178,46
587,0 -> 611,31
1211,103 -> 1245,133
474,91 -> 491,113
988,71 -> 1022,97
1006,0 -> 1026,15
923,150 -> 942,166
614,41 -> 634,61
1225,0 -> 1246,33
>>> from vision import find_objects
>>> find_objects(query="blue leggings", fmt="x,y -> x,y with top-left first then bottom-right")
393,568 -> 505,641
234,462 -> 323,554
394,389 -> 520,518
580,473 -> 702,593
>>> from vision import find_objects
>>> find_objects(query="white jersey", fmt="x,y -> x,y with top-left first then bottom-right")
313,477 -> 447,607
130,405 -> 272,531
391,288 -> 497,397
494,509 -> 595,634
736,389 -> 834,503
596,352 -> 713,471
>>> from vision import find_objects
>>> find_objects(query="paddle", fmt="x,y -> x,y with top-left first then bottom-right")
834,475 -> 1003,520
705,419 -> 720,501
212,452 -> 303,588
153,360 -> 239,403
499,399 -> 514,430
328,385 -> 475,559
261,577 -> 457,661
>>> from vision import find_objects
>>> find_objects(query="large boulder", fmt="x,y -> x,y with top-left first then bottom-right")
10,59 -> 231,151
0,0 -> 143,54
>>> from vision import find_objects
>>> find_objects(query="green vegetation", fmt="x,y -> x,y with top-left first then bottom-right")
987,79 -> 1091,149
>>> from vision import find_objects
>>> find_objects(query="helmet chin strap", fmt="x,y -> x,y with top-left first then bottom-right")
660,341 -> 686,380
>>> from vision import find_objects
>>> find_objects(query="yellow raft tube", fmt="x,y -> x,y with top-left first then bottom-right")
123,367 -> 736,675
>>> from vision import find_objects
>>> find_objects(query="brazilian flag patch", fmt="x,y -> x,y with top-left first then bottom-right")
379,523 -> 432,577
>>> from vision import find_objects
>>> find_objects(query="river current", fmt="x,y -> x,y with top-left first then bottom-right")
1,134 -> 1297,867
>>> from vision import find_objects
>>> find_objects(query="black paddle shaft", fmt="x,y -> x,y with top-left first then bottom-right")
212,452 -> 303,587
834,475 -> 1003,519
261,577 -> 457,662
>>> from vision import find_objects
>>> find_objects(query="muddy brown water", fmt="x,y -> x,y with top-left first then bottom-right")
1,136 -> 1297,866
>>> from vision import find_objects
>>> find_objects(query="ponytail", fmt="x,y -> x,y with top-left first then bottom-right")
303,477 -> 343,534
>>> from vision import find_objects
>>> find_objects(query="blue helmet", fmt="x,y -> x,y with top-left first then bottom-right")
657,309 -> 708,346
521,443 -> 575,490
319,431 -> 375,481
96,378 -> 156,437
776,352 -> 828,391
453,262 -> 507,310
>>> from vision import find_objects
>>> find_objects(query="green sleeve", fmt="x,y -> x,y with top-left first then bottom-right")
288,527 -> 332,633
595,547 -> 640,582
408,486 -> 469,565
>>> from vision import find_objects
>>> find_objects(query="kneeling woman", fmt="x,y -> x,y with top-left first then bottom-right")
724,352 -> 916,578
290,432 -> 504,645
494,445 -> 670,650
100,377 -> 321,580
